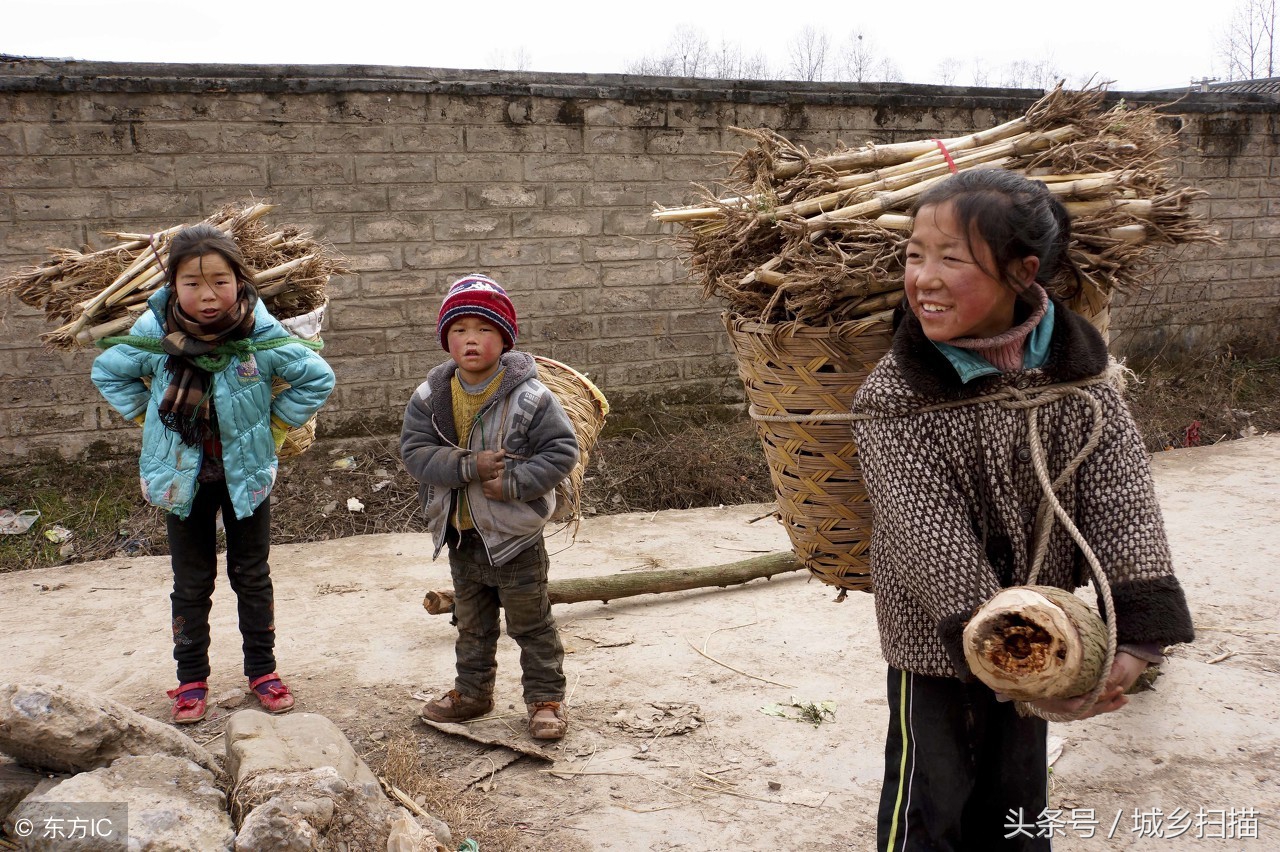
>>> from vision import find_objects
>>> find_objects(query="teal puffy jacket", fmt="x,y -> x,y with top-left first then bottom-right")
92,287 -> 335,520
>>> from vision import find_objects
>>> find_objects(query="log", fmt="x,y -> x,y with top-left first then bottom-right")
423,551 -> 802,615
961,585 -> 1108,702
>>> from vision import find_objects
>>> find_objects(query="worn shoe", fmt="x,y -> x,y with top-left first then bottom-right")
167,681 -> 208,725
527,701 -> 568,740
420,689 -> 493,723
249,673 -> 295,714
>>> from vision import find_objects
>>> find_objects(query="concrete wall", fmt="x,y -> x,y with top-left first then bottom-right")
1,59 -> 1276,460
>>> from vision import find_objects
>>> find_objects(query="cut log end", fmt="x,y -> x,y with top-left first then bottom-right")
963,586 -> 1107,702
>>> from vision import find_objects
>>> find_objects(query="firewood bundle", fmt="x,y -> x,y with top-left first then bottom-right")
1,201 -> 349,350
653,85 -> 1219,326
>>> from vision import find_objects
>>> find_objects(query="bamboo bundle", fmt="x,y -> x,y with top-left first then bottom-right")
652,84 -> 1219,326
0,201 -> 351,350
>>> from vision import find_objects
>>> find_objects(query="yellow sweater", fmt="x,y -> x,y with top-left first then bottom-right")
450,369 -> 503,530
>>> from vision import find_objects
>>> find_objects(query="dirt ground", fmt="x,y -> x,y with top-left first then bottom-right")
1,436 -> 1277,850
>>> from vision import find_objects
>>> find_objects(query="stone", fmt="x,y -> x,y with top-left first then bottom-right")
224,710 -> 380,801
7,754 -> 233,851
0,754 -> 49,823
226,711 -> 454,849
0,680 -> 220,775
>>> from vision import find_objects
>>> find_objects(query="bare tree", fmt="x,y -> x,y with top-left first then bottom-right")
788,25 -> 830,81
487,46 -> 533,72
1219,0 -> 1278,80
709,39 -> 774,80
840,30 -> 876,82
970,60 -> 990,87
935,57 -> 963,86
626,24 -> 711,77
999,57 -> 1063,90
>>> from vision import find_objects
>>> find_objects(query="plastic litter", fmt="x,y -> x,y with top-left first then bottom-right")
0,509 -> 40,535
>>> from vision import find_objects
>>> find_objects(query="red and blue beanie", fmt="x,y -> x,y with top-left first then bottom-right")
437,274 -> 519,352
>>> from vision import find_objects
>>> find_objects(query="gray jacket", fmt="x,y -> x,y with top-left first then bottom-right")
401,351 -> 579,566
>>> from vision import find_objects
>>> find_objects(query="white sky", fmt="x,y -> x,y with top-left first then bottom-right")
3,0 -> 1231,92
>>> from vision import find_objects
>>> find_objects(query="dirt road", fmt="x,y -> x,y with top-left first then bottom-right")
2,436 -> 1277,850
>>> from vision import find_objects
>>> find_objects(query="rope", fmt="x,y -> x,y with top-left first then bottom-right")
96,333 -> 323,373
747,370 -> 1117,424
754,367 -> 1122,720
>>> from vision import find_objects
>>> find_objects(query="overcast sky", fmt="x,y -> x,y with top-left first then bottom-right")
4,0 -> 1233,92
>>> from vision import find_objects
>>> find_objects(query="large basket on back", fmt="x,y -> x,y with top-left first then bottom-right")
725,312 -> 893,592
534,355 -> 609,526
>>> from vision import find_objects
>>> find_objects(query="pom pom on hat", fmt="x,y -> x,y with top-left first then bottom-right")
437,274 -> 519,352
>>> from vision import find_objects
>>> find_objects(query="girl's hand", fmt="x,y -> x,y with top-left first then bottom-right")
481,476 -> 506,501
1023,651 -> 1149,719
476,449 -> 506,481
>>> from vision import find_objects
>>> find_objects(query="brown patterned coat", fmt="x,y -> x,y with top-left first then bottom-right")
850,302 -> 1195,680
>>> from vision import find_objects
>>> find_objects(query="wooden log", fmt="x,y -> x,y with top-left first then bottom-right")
962,585 -> 1108,702
423,551 -> 802,615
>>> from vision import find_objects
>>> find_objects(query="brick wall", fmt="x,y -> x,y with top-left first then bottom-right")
1,59 -> 1276,460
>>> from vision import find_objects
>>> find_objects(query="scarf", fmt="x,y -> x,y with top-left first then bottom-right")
158,284 -> 258,446
945,283 -> 1050,372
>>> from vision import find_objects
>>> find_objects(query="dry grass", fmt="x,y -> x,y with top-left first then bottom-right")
369,734 -> 525,852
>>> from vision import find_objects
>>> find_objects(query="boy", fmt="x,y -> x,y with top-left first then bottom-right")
401,274 -> 579,740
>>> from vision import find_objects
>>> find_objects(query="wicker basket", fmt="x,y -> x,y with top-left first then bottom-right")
533,355 -> 610,525
725,312 -> 894,592
274,298 -> 328,459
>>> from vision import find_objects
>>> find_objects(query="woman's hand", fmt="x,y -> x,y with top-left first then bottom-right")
1024,651 -> 1149,719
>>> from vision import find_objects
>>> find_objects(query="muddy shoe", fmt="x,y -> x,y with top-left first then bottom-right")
420,689 -> 493,723
166,681 -> 208,725
249,673 -> 295,714
527,701 -> 568,740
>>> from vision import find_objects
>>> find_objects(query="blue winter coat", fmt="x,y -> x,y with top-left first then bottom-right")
91,287 -> 335,520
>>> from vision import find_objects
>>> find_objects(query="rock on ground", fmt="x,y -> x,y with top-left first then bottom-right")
7,753 -> 233,851
0,680 -> 219,775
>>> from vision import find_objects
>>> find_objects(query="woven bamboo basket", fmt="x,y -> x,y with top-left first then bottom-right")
727,287 -> 1111,592
533,355 -> 610,526
274,298 -> 328,459
725,312 -> 893,592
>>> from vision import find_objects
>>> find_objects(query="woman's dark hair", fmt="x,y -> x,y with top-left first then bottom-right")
912,169 -> 1083,300
165,223 -> 255,289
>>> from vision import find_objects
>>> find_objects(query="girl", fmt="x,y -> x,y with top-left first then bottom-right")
92,224 -> 334,724
849,169 -> 1195,851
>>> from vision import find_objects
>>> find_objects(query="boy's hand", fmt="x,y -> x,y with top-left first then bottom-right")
1022,651 -> 1149,719
476,449 -> 506,481
481,475 -> 506,501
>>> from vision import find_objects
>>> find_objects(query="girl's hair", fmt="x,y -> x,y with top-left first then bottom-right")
913,169 -> 1083,300
165,224 -> 255,289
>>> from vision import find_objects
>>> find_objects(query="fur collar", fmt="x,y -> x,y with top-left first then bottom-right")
424,350 -> 537,445
890,297 -> 1110,399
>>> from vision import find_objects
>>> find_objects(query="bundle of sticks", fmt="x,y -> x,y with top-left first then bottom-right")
1,201 -> 350,349
653,85 -> 1219,325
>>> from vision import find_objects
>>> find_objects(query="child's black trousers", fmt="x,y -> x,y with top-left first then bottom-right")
878,666 -> 1051,851
167,479 -> 276,684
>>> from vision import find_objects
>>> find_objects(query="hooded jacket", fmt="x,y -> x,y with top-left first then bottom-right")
850,301 -> 1194,679
400,351 -> 579,567
91,286 -> 335,520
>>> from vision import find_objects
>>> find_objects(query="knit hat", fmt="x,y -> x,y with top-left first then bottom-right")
437,274 -> 519,352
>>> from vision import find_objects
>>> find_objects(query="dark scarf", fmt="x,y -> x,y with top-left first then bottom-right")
158,284 -> 258,446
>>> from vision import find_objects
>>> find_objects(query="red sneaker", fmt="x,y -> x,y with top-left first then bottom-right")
248,673 -> 295,714
166,681 -> 208,725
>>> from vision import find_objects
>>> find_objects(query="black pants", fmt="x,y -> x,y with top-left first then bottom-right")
167,479 -> 276,683
878,667 -> 1050,852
